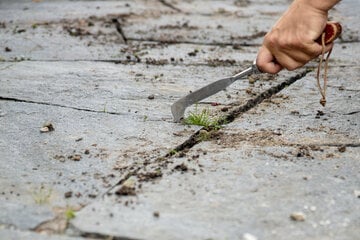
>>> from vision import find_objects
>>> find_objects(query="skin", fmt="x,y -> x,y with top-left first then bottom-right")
256,0 -> 340,74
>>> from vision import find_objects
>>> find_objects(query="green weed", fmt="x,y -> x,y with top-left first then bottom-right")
184,107 -> 224,129
196,129 -> 212,141
65,208 -> 76,221
31,185 -> 52,204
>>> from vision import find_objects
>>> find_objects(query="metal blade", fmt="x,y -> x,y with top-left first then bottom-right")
171,61 -> 259,122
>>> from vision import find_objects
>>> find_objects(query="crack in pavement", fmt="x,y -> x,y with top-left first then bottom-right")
113,18 -> 128,44
0,96 -> 175,122
158,0 -> 182,12
127,37 -> 259,47
102,69 -> 327,197
169,69 -> 312,154
0,96 -> 126,116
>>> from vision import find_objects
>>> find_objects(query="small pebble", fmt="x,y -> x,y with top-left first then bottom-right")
64,191 -> 73,198
354,190 -> 360,198
153,211 -> 160,218
147,94 -> 155,100
338,145 -> 346,153
290,212 -> 306,221
242,233 -> 257,240
40,122 -> 54,133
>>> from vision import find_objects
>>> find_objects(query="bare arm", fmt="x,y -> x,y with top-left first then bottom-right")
256,0 -> 340,74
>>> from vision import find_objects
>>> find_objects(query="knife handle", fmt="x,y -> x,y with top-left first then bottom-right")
316,21 -> 342,44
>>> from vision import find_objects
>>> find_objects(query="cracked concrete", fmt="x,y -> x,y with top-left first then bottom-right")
0,0 -> 359,239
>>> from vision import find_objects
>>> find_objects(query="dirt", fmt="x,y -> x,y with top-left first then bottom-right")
145,58 -> 169,65
206,58 -> 236,67
230,31 -> 267,41
31,14 -> 132,45
115,185 -> 136,196
64,191 -> 73,198
215,130 -> 286,148
138,170 -> 163,182
153,211 -> 160,218
159,22 -> 198,30
234,0 -> 251,7
68,154 -> 82,161
173,163 -> 189,172
338,145 -> 346,152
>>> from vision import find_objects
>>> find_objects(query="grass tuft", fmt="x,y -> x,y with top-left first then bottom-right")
183,107 -> 224,130
65,208 -> 76,221
31,185 -> 52,204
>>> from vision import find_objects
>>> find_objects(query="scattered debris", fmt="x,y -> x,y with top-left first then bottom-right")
64,191 -> 73,198
40,122 -> 54,133
54,155 -> 66,162
68,154 -> 82,161
115,185 -> 136,196
153,211 -> 160,218
206,58 -> 236,67
290,212 -> 306,221
138,170 -> 163,182
173,163 -> 188,172
315,110 -> 325,119
242,233 -> 258,240
354,190 -> 360,198
188,49 -> 199,57
338,145 -> 346,153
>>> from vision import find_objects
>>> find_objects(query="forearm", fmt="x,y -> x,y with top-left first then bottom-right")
298,0 -> 340,11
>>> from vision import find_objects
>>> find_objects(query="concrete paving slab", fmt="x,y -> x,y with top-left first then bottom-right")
0,228 -> 88,240
0,0 -> 167,23
0,201 -> 54,230
1,0 -> 359,239
70,23 -> 360,240
0,60 -> 284,120
72,144 -> 360,240
71,76 -> 359,239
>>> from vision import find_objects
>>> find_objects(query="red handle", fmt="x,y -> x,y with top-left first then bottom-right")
316,21 -> 342,44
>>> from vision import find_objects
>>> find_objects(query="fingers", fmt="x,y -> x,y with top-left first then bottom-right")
256,46 -> 283,74
257,42 -> 333,74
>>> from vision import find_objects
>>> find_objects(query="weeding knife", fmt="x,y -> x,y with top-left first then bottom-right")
171,60 -> 259,122
171,22 -> 342,122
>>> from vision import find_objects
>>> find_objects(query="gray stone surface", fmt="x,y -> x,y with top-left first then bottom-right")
0,201 -> 54,230
0,0 -> 359,239
0,228 -> 87,240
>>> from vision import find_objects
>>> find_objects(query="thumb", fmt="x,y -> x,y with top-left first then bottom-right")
256,46 -> 283,74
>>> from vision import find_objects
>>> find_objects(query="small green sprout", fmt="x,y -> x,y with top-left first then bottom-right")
65,208 -> 76,221
31,185 -> 52,204
168,149 -> 178,156
196,129 -> 212,141
183,107 -> 224,130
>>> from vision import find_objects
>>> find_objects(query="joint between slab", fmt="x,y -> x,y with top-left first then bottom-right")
157,0 -> 182,13
169,69 -> 311,154
0,96 -> 125,116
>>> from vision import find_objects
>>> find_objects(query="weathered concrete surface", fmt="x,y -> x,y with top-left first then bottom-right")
0,0 -> 359,239
71,53 -> 360,240
73,146 -> 360,240
0,228 -> 88,240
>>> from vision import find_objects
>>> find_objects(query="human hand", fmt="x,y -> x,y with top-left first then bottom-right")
256,0 -> 334,74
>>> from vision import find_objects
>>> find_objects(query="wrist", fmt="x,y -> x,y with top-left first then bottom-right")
295,0 -> 340,12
